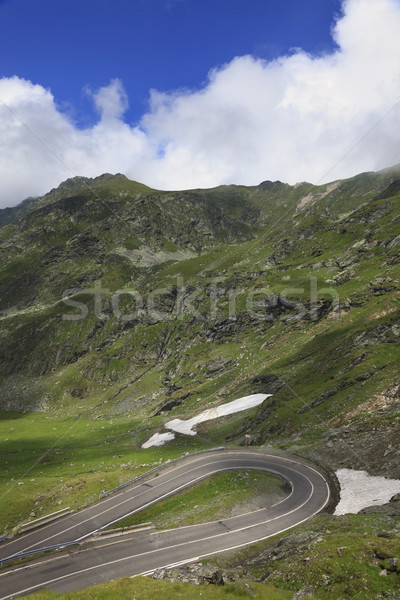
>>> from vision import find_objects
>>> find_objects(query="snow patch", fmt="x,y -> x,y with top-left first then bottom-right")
141,393 -> 270,447
334,468 -> 400,515
141,431 -> 176,449
165,393 -> 270,436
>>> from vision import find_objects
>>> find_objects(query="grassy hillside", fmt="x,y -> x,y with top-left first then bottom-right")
21,577 -> 292,600
0,167 -> 399,598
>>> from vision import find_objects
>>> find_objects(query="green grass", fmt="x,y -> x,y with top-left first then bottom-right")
0,403 -> 286,536
22,576 -> 292,600
19,513 -> 400,599
268,529 -> 400,599
0,410 -> 211,534
109,470 -> 288,530
207,512 -> 400,599
1,171 -> 400,600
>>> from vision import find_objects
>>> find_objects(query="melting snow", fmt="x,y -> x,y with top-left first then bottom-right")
141,393 -> 270,447
165,393 -> 270,436
141,431 -> 176,449
334,468 -> 400,515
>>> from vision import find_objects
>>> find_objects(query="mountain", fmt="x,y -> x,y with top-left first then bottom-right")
0,196 -> 39,227
0,167 -> 399,597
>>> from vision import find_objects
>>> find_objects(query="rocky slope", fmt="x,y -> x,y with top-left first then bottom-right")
1,168 -> 399,474
1,167 -> 399,599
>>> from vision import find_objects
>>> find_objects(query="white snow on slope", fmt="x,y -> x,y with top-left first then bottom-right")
165,393 -> 270,436
141,393 -> 270,447
141,431 -> 176,449
334,469 -> 400,515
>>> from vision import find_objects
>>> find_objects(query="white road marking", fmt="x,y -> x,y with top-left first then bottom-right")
1,452 -> 213,550
0,451 -> 330,600
2,454 -> 228,555
3,454 -> 286,555
0,473 -> 328,600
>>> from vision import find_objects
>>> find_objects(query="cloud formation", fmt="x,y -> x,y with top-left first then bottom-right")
1,0 -> 400,207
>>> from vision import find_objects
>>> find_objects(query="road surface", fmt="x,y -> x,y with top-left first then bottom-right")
0,449 -> 330,598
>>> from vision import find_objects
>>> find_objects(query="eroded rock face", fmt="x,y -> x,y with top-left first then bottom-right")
360,492 -> 400,516
151,564 -> 224,586
1,169 -> 399,486
302,424 -> 400,479
292,585 -> 315,599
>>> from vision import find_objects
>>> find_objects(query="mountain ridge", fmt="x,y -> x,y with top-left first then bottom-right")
0,166 -> 399,577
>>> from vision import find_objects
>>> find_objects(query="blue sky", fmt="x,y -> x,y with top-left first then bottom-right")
1,0 -> 400,206
0,0 -> 341,127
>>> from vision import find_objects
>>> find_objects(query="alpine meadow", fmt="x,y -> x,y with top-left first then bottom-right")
0,166 -> 399,599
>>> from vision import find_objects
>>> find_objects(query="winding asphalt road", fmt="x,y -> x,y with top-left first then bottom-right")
0,449 -> 330,599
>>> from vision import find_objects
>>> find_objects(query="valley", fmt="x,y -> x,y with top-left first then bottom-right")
0,166 -> 399,598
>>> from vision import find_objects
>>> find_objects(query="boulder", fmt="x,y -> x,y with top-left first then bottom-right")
292,585 -> 315,599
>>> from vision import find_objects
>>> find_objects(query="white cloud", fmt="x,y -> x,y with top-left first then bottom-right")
1,0 -> 400,207
89,78 -> 129,120
0,76 -> 149,206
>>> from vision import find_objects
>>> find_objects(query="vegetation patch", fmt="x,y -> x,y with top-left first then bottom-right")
207,512 -> 400,599
21,576 -> 292,600
0,411 -> 209,534
109,470 -> 288,530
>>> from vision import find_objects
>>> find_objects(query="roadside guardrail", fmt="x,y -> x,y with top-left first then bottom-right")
99,446 -> 225,499
85,522 -> 154,542
0,541 -> 79,567
0,447 -> 225,567
19,507 -> 73,534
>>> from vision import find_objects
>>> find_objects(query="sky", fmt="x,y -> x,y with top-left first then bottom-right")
1,0 -> 400,207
